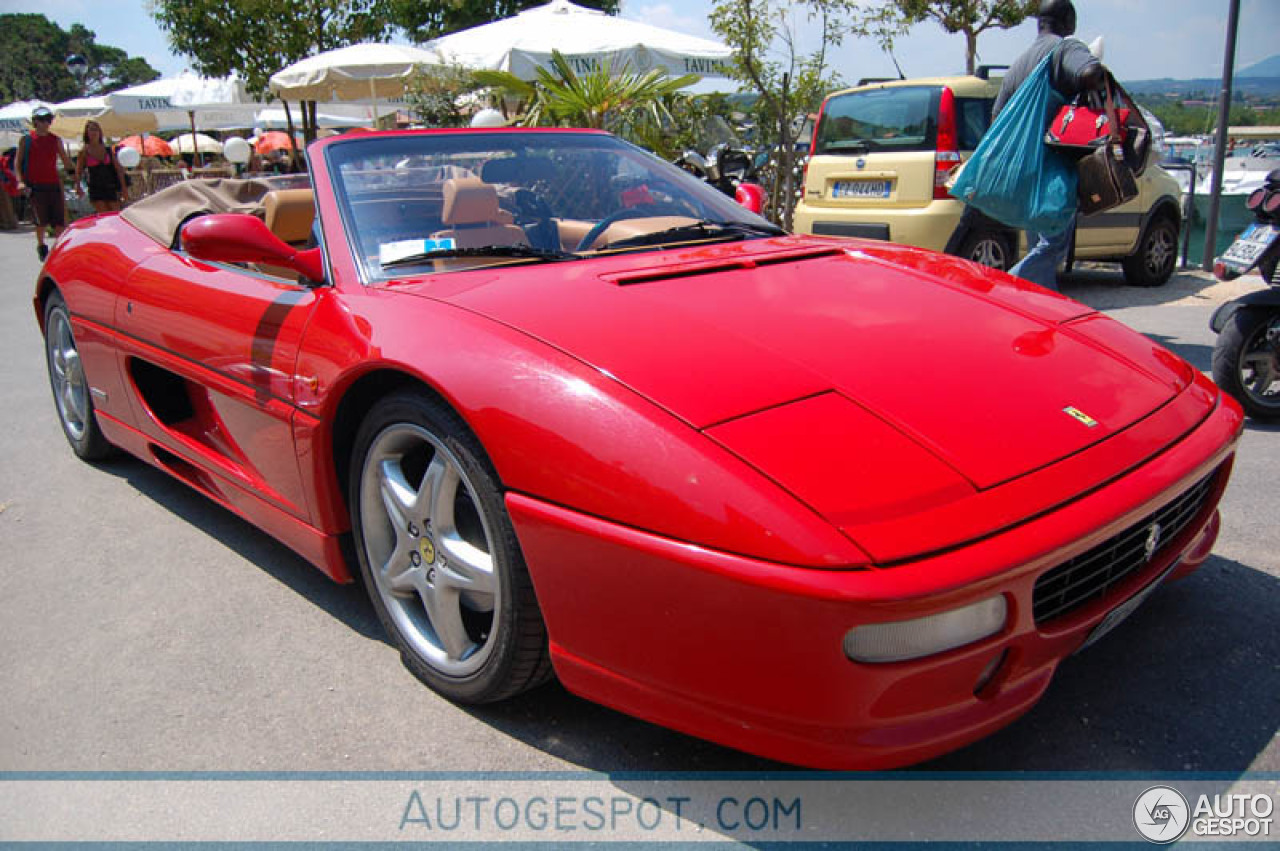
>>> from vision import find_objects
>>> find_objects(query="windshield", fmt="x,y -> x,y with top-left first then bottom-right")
815,86 -> 939,155
324,131 -> 775,280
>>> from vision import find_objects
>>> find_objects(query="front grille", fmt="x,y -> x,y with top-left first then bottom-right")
1033,472 -> 1217,625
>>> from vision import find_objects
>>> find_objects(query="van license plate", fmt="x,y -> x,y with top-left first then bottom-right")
832,180 -> 891,199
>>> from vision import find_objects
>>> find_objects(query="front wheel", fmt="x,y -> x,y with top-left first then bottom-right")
349,390 -> 552,703
1212,305 -> 1280,421
1122,216 -> 1178,287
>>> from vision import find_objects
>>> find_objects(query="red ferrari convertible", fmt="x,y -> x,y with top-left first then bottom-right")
35,128 -> 1241,769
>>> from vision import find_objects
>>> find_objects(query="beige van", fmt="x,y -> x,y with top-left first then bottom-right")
792,73 -> 1183,286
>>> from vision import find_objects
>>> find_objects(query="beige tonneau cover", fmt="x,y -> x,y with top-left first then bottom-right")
120,178 -> 277,247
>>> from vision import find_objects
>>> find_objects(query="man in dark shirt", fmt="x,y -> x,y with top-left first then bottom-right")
947,0 -> 1104,290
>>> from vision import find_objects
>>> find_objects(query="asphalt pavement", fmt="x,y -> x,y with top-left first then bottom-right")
0,224 -> 1276,774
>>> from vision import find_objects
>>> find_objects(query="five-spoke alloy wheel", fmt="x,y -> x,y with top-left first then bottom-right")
350,391 -> 551,703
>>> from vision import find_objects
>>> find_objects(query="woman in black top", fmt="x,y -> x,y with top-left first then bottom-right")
75,121 -> 128,213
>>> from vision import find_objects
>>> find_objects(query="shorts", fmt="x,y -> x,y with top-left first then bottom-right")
29,184 -> 65,228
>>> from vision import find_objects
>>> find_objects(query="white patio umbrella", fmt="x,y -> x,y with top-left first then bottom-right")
172,132 -> 224,155
107,73 -> 264,163
0,100 -> 53,149
423,0 -> 735,81
253,102 -> 397,129
269,42 -> 442,102
50,96 -> 159,140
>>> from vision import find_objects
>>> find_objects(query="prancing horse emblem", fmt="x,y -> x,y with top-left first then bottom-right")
1143,523 -> 1162,563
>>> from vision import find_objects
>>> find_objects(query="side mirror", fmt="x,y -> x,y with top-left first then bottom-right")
734,182 -> 765,215
182,213 -> 324,283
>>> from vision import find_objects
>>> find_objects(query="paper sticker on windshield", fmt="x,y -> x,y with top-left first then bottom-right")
379,238 -> 455,265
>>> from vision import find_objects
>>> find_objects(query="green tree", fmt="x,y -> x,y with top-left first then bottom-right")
405,64 -> 483,128
151,0 -> 391,98
856,0 -> 1038,76
0,14 -> 160,102
711,0 -> 852,228
387,0 -> 618,43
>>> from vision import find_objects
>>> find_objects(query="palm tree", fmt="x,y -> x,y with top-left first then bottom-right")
474,49 -> 698,139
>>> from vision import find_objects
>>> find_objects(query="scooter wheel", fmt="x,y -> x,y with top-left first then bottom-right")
1212,305 -> 1280,421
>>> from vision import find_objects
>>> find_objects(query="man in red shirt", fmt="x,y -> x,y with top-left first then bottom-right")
16,107 -> 78,260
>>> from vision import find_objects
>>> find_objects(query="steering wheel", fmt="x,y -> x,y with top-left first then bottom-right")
513,188 -> 558,251
575,203 -> 686,252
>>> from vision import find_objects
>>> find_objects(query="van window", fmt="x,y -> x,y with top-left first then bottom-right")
815,86 -> 939,155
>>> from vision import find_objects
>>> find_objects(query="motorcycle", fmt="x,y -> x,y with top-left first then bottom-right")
674,143 -> 765,215
1211,167 -> 1280,421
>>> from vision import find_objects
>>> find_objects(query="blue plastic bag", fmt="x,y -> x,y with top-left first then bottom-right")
949,52 -> 1077,235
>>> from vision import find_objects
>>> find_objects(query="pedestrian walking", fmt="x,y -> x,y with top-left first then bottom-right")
15,106 -> 79,260
948,0 -> 1104,290
74,120 -> 129,214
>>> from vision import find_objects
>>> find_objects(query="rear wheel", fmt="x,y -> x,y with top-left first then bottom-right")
1123,215 -> 1178,287
43,292 -> 114,460
958,227 -> 1013,272
349,390 -> 552,703
1212,305 -> 1280,421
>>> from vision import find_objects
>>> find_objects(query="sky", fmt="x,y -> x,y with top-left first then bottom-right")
4,0 -> 1280,89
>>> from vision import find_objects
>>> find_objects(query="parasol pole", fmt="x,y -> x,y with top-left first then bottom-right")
282,100 -> 299,172
188,110 -> 201,170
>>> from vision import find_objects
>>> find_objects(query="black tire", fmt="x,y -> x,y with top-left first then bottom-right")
1122,215 -> 1178,287
957,227 -> 1013,272
349,390 -> 552,703
43,291 -> 114,461
1212,305 -> 1280,422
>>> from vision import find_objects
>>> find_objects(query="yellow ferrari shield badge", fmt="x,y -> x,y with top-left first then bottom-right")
1063,406 -> 1099,428
418,536 -> 436,564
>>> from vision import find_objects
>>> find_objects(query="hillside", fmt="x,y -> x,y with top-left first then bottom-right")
1123,54 -> 1280,98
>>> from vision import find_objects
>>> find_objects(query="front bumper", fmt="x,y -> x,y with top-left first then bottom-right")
507,391 -> 1241,769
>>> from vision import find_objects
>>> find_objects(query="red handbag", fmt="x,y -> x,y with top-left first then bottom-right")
1059,76 -> 1148,215
1045,73 -> 1149,173
1046,101 -> 1131,149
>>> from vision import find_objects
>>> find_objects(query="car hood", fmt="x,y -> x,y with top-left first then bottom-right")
431,238 -> 1184,492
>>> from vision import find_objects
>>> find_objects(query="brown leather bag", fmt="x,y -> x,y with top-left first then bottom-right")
1073,75 -> 1146,215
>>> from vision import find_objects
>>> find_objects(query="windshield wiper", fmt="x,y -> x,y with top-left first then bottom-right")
603,221 -> 786,250
380,244 -> 579,269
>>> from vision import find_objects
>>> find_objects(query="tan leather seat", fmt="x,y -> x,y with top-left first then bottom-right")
263,189 -> 315,246
431,178 -> 526,248
256,188 -> 315,280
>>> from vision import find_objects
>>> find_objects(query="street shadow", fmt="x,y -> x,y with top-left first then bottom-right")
918,555 -> 1280,771
1244,419 -> 1280,433
462,554 -> 1280,775
1143,332 -> 1215,372
89,453 -> 383,642
1060,266 -> 1228,309
86,455 -> 1279,777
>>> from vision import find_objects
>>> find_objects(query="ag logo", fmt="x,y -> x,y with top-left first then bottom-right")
1134,786 -> 1190,843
